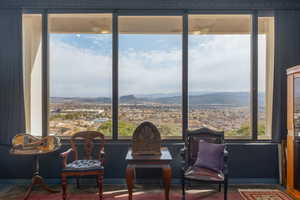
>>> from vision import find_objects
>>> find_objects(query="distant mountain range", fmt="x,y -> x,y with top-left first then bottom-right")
51,92 -> 265,107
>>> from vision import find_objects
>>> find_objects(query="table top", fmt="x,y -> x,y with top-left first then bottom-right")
126,147 -> 172,161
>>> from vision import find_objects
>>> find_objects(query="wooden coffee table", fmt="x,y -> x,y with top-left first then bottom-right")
125,147 -> 173,200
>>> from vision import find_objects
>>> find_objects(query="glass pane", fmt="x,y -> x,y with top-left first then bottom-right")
294,78 -> 300,136
258,16 -> 274,140
294,78 -> 300,137
23,14 -> 43,136
118,16 -> 182,139
188,15 -> 251,139
48,14 -> 112,137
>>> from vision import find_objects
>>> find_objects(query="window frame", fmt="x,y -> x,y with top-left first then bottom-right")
22,9 -> 274,142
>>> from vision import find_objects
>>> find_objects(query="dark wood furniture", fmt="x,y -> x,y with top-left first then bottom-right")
125,147 -> 172,200
181,127 -> 228,200
10,134 -> 61,200
132,121 -> 161,155
286,65 -> 300,199
60,131 -> 105,200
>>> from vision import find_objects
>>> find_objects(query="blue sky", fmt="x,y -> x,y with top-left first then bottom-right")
49,33 -> 265,98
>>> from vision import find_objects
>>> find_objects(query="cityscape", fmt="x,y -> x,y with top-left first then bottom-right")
49,92 -> 267,139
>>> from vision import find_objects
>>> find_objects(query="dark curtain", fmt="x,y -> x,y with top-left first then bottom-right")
0,9 -> 25,145
272,10 -> 300,142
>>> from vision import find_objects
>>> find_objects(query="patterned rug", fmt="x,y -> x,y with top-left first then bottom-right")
239,189 -> 293,200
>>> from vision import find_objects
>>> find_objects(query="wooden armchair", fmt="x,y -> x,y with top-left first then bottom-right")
60,131 -> 105,200
181,128 -> 228,200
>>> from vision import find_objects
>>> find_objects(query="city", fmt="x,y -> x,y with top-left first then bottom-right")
49,95 -> 266,139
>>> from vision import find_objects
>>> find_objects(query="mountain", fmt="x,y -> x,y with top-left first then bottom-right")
50,92 -> 264,107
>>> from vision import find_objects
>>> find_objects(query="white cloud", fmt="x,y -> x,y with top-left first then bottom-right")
49,34 -> 266,97
49,40 -> 112,97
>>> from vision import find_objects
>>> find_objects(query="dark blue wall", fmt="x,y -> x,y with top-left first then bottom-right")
0,142 -> 279,183
0,0 -> 300,9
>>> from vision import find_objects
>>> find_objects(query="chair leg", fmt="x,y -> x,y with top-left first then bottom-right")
61,175 -> 67,200
218,183 -> 221,192
97,174 -> 103,200
76,177 -> 80,189
224,180 -> 228,200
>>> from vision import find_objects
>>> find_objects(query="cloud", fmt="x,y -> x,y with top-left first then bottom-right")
49,39 -> 112,97
49,34 -> 266,97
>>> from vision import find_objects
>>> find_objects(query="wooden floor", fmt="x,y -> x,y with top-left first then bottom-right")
0,183 -> 293,200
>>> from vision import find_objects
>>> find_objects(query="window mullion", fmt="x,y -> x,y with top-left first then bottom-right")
42,10 -> 49,137
182,13 -> 188,141
251,11 -> 258,140
112,11 -> 119,140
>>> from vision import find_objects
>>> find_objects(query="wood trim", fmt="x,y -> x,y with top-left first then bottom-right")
286,71 -> 300,199
287,65 -> 300,75
287,135 -> 294,190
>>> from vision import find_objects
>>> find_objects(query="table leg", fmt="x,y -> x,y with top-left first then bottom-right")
24,183 -> 34,200
126,166 -> 135,200
162,166 -> 172,200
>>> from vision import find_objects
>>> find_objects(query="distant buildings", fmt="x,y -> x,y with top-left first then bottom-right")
49,99 -> 260,138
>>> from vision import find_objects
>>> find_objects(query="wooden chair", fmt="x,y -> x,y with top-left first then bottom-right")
60,131 -> 105,200
181,127 -> 228,200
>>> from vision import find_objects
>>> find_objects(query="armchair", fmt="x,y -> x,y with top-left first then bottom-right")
60,131 -> 105,200
181,127 -> 228,200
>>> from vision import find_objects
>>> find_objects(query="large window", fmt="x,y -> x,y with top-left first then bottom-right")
188,15 -> 252,139
48,14 -> 112,137
22,11 -> 274,140
118,16 -> 182,138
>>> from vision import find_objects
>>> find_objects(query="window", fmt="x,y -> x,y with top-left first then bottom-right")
48,14 -> 113,137
118,16 -> 182,138
258,16 -> 274,140
188,15 -> 252,139
23,14 -> 43,136
22,11 -> 274,141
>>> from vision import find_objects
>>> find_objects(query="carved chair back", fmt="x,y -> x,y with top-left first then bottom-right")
70,131 -> 105,161
185,127 -> 224,166
132,121 -> 161,155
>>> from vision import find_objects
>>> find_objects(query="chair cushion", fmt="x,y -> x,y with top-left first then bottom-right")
184,166 -> 224,182
63,160 -> 103,172
189,136 -> 221,166
193,140 -> 225,172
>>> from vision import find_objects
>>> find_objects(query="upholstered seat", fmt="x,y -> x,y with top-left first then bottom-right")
60,131 -> 105,200
63,160 -> 103,172
184,167 -> 224,182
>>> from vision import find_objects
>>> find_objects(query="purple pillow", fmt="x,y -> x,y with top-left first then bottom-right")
193,140 -> 225,172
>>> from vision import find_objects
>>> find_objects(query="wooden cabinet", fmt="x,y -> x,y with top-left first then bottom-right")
287,65 -> 300,199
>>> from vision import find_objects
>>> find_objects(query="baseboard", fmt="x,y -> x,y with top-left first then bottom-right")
0,178 -> 279,185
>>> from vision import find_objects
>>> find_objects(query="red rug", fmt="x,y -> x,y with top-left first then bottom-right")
15,191 -> 241,200
239,189 -> 293,200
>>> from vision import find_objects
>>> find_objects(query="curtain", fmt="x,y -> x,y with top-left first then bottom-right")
0,9 -> 25,145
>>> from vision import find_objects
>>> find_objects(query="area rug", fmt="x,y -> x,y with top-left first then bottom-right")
239,189 -> 293,200
14,191 -> 242,200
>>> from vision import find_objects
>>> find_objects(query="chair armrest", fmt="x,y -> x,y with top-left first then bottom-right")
223,148 -> 229,176
180,147 -> 186,159
98,148 -> 105,165
180,147 -> 188,171
60,148 -> 73,168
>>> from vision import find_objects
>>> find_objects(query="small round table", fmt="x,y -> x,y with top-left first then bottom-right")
11,146 -> 61,200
